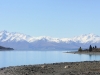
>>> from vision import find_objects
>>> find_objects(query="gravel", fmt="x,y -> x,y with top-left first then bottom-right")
0,61 -> 100,75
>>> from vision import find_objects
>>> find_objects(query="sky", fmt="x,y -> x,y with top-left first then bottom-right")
0,0 -> 100,38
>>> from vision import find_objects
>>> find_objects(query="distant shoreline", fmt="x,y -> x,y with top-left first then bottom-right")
0,49 -> 14,51
66,47 -> 100,55
0,48 -> 14,51
0,46 -> 14,51
66,51 -> 100,55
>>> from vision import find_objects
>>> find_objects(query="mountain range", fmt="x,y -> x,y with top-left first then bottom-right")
0,30 -> 100,50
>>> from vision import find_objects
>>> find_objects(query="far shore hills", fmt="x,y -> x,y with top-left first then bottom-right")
0,46 -> 14,51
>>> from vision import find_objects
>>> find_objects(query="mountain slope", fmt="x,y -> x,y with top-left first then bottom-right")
0,31 -> 100,50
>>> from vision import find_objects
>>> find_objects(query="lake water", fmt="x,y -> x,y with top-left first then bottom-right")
0,50 -> 100,68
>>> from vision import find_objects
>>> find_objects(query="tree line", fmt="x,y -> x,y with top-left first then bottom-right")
78,45 -> 97,52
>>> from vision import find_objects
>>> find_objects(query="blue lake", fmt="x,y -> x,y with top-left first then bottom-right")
0,50 -> 100,68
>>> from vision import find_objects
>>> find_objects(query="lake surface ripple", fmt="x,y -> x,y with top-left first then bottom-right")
0,50 -> 100,68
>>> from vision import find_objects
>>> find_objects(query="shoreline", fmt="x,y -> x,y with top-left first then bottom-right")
66,51 -> 100,55
1,61 -> 100,75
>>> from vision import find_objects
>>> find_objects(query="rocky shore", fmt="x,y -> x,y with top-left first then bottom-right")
1,61 -> 100,75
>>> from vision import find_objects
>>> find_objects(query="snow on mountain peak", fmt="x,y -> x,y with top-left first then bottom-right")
0,31 -> 31,42
72,33 -> 100,43
0,30 -> 100,43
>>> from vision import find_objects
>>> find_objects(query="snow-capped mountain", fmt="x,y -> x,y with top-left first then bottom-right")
0,30 -> 100,50
0,30 -> 60,42
71,34 -> 100,43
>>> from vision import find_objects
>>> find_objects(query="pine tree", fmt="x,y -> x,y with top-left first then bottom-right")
93,47 -> 94,49
78,47 -> 82,51
95,45 -> 97,49
89,45 -> 92,52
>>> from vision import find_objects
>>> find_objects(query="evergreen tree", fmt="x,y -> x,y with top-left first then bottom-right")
78,47 -> 82,51
89,45 -> 92,52
95,45 -> 97,49
93,47 -> 94,49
